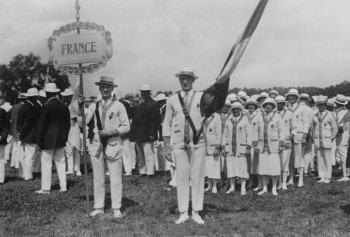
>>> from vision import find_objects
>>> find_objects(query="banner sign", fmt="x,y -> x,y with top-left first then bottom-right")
48,22 -> 113,75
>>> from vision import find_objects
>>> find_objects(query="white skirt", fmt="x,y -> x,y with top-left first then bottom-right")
258,152 -> 281,176
205,155 -> 221,179
226,155 -> 249,179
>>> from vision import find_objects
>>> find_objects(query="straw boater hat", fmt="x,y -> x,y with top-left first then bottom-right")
275,95 -> 286,104
244,98 -> 259,109
316,95 -> 328,105
231,102 -> 243,111
95,76 -> 118,87
285,88 -> 300,100
44,83 -> 60,93
61,88 -> 74,97
334,94 -> 347,105
139,84 -> 151,91
175,67 -> 198,80
257,92 -> 268,102
39,90 -> 46,98
262,97 -> 277,109
25,88 -> 39,97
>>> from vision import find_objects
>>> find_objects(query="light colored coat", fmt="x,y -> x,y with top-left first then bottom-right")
335,108 -> 349,146
204,113 -> 222,155
67,104 -> 81,150
287,102 -> 309,143
85,99 -> 130,160
162,91 -> 205,148
246,110 -> 264,147
313,110 -> 338,149
223,115 -> 252,157
277,108 -> 297,149
257,111 -> 285,154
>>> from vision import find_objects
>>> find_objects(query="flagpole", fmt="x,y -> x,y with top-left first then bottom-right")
75,0 -> 90,217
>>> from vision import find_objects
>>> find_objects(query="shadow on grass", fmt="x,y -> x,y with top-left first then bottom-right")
340,204 -> 350,215
51,179 -> 79,191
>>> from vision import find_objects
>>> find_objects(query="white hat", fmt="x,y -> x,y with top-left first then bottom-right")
300,93 -> 310,100
18,93 -> 27,99
139,84 -> 151,91
155,93 -> 167,101
269,90 -> 279,97
224,99 -> 231,106
244,98 -> 259,109
95,76 -> 118,87
175,67 -> 198,80
26,88 -> 39,97
334,94 -> 347,105
326,98 -> 335,106
237,91 -> 248,100
262,97 -> 277,109
250,94 -> 259,101
61,88 -> 74,96
231,102 -> 243,110
257,92 -> 268,102
227,93 -> 238,103
285,88 -> 300,99
275,95 -> 286,103
45,83 -> 60,93
39,90 -> 46,98
317,95 -> 328,105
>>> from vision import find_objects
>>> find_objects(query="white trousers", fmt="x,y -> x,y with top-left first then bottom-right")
0,145 -> 5,183
65,142 -> 81,172
91,154 -> 123,209
136,142 -> 155,175
316,148 -> 332,179
174,146 -> 206,212
4,137 -> 14,162
12,140 -> 24,169
41,148 -> 66,191
122,138 -> 135,174
155,141 -> 171,171
18,143 -> 36,180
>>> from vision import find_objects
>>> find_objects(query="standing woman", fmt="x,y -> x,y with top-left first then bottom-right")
204,112 -> 222,194
223,102 -> 252,195
257,98 -> 285,196
244,98 -> 263,190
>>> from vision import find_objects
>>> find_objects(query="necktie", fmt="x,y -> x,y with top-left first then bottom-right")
184,92 -> 190,144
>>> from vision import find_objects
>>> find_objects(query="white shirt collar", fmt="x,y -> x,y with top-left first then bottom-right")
101,97 -> 112,106
180,90 -> 194,97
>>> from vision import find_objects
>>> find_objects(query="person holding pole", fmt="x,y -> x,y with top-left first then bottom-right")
79,76 -> 130,219
163,68 -> 206,225
35,83 -> 71,194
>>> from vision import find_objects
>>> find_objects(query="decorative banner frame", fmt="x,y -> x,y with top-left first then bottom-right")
48,21 -> 113,75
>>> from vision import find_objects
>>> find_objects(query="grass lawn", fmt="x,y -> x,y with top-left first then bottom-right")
1,164 -> 350,237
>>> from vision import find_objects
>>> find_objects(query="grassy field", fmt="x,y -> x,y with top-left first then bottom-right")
1,164 -> 350,237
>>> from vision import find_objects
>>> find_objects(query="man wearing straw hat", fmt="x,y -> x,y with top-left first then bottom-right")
17,88 -> 41,180
80,76 -> 130,218
35,83 -> 71,194
163,68 -> 206,224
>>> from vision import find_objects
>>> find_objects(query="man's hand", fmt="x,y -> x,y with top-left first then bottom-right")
98,129 -> 112,138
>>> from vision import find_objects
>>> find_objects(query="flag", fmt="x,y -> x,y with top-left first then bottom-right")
200,0 -> 269,117
75,0 -> 80,12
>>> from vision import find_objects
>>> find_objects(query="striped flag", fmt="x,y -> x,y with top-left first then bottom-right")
200,0 -> 269,117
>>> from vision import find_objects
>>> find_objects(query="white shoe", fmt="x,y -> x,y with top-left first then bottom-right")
59,188 -> 67,193
287,180 -> 294,186
317,178 -> 325,183
113,209 -> 122,219
323,179 -> 330,184
282,185 -> 288,190
337,177 -> 350,182
124,172 -> 132,176
212,186 -> 217,194
204,187 -> 210,192
297,182 -> 304,188
257,189 -> 267,195
191,212 -> 205,224
272,189 -> 278,196
241,189 -> 246,196
66,171 -> 73,175
253,187 -> 262,192
175,213 -> 189,224
35,190 -> 50,195
90,209 -> 104,217
226,187 -> 235,194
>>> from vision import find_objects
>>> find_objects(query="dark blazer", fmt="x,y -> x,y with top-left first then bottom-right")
9,102 -> 24,137
0,108 -> 10,145
17,101 -> 41,144
120,100 -> 135,139
37,97 -> 71,150
130,97 -> 160,143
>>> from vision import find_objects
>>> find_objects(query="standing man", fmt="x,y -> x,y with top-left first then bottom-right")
130,84 -> 160,177
35,83 -> 71,194
0,106 -> 10,185
285,89 -> 309,187
17,88 -> 41,180
163,68 -> 206,224
81,76 -> 130,218
0,92 -> 12,165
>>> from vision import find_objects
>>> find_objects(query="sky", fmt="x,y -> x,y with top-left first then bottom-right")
1,0 -> 350,97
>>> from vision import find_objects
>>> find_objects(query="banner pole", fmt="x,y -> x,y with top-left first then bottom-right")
76,1 -> 90,217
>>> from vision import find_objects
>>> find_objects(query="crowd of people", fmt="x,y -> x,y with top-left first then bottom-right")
1,67 -> 350,225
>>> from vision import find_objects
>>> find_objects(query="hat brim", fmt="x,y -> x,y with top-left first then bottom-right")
335,100 -> 347,105
61,93 -> 74,96
175,72 -> 198,80
26,94 -> 39,97
262,102 -> 277,108
285,93 -> 300,99
45,89 -> 60,93
95,82 -> 118,87
244,102 -> 259,109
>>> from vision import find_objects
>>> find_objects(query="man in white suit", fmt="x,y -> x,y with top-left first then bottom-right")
80,76 -> 130,219
163,68 -> 206,225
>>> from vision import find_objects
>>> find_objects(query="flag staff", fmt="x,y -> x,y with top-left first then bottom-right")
75,0 -> 90,217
